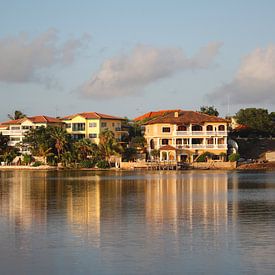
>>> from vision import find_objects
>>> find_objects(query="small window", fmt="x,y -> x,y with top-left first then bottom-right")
206,125 -> 213,131
101,122 -> 107,127
162,139 -> 169,145
66,123 -> 71,129
177,125 -> 187,131
218,125 -> 225,131
89,133 -> 97,138
11,126 -> 20,130
162,127 -> 170,133
89,122 -> 97,128
112,123 -> 115,127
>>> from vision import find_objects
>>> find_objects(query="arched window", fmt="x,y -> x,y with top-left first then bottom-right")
206,125 -> 213,131
192,125 -> 203,131
177,125 -> 187,131
218,125 -> 225,131
150,139 -> 155,149
161,139 -> 169,145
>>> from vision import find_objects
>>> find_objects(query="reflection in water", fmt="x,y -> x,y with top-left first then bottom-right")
0,170 -> 275,274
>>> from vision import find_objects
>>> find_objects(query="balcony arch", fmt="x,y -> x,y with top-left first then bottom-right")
218,125 -> 225,131
206,125 -> 213,131
192,125 -> 203,131
177,125 -> 187,131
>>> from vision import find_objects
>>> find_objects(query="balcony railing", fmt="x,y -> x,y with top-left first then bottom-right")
175,131 -> 227,136
0,129 -> 28,135
175,144 -> 227,149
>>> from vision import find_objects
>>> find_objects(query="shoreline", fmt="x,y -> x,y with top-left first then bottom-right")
1,163 -> 275,172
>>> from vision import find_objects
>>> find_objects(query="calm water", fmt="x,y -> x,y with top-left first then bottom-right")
0,170 -> 275,274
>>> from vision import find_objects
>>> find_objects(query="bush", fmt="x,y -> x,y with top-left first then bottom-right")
196,152 -> 212,162
79,160 -> 95,168
32,161 -> 43,167
228,153 -> 240,162
96,160 -> 110,169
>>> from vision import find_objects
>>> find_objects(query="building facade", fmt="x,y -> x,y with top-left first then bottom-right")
62,112 -> 125,144
143,110 -> 228,162
0,116 -> 64,148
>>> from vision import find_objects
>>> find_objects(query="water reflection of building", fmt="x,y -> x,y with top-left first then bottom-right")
145,172 -> 228,234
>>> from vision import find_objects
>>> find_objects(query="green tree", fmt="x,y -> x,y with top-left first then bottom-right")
235,108 -> 273,133
8,110 -> 26,120
200,106 -> 219,117
50,127 -> 70,161
0,133 -> 9,154
74,138 -> 100,161
99,129 -> 123,164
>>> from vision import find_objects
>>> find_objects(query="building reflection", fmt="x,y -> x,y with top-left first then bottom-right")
144,172 -> 228,235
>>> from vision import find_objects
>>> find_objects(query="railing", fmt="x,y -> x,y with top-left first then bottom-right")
0,129 -> 28,135
175,131 -> 227,136
175,144 -> 227,149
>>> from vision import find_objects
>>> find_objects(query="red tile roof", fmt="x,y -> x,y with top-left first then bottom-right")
62,112 -> 124,120
159,145 -> 176,151
1,116 -> 62,125
145,110 -> 228,125
134,109 -> 180,122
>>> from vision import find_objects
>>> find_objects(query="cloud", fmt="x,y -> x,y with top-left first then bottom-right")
0,29 -> 89,84
208,45 -> 275,105
79,42 -> 222,98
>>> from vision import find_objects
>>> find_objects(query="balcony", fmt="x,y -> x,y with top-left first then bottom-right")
175,131 -> 227,136
0,129 -> 28,136
175,144 -> 227,149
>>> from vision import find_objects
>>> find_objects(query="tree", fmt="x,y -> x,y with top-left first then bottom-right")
200,106 -> 219,117
8,110 -> 26,120
0,133 -> 9,154
74,138 -> 100,161
99,129 -> 123,164
235,108 -> 273,134
50,126 -> 70,161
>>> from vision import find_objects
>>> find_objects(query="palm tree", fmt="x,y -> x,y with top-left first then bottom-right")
8,110 -> 26,120
99,129 -> 123,164
50,127 -> 69,161
74,138 -> 99,160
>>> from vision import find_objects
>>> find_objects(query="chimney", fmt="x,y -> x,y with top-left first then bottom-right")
174,111 -> 178,118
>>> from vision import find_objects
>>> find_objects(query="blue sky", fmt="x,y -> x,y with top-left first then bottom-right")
0,0 -> 275,120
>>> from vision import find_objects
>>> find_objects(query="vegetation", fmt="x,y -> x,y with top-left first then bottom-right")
96,160 -> 110,169
150,149 -> 160,160
228,153 -> 240,162
196,152 -> 213,162
235,108 -> 274,135
200,106 -> 219,117
8,110 -> 26,120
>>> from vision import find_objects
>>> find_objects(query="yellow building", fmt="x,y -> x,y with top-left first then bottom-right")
142,110 -> 229,162
62,112 -> 125,144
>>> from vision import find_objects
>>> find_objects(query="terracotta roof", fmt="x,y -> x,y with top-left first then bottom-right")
145,110 -> 228,125
1,116 -> 62,125
62,112 -> 124,120
134,109 -> 181,122
159,145 -> 176,151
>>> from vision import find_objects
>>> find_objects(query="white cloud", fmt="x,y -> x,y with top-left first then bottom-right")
80,42 -> 222,98
0,29 -> 89,84
208,45 -> 275,105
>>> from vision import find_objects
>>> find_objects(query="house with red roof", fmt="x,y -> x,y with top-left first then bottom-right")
62,112 -> 126,144
0,116 -> 64,148
143,110 -> 229,162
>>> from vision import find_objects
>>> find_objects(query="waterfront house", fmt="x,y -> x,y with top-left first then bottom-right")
0,116 -> 64,149
142,110 -> 229,162
62,112 -> 126,144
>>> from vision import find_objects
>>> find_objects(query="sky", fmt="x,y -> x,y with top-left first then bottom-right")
0,0 -> 275,121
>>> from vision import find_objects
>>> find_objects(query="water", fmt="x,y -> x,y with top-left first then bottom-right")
0,170 -> 275,274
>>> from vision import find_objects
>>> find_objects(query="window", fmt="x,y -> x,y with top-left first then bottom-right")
10,137 -> 20,141
112,123 -> 115,127
162,127 -> 170,133
218,125 -> 225,131
162,139 -> 169,145
89,133 -> 97,138
101,122 -> 107,127
72,123 -> 85,131
11,126 -> 20,130
192,125 -> 203,131
177,125 -> 187,131
89,122 -> 97,128
66,123 -> 71,129
206,125 -> 213,131
22,126 -> 32,130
